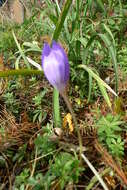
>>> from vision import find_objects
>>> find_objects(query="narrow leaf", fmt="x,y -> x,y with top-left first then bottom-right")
88,74 -> 92,103
98,33 -> 118,92
98,82 -> 111,108
12,31 -> 30,69
79,64 -> 117,96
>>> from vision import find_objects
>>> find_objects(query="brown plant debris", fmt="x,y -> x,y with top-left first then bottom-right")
95,139 -> 127,186
0,108 -> 40,151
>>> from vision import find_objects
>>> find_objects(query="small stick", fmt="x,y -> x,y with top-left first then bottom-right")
61,90 -> 83,158
81,153 -> 109,190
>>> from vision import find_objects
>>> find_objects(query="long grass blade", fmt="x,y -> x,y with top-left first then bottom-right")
98,81 -> 112,108
95,0 -> 106,13
87,74 -> 92,103
79,64 -> 117,96
80,35 -> 97,65
98,33 -> 118,93
52,0 -> 72,41
12,31 -> 30,69
80,33 -> 118,93
27,57 -> 42,71
78,65 -> 117,108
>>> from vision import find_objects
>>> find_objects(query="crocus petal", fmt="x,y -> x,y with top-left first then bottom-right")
41,41 -> 70,92
52,41 -> 69,83
43,51 -> 64,90
41,43 -> 51,68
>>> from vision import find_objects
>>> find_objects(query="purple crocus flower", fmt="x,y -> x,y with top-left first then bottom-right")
41,41 -> 70,93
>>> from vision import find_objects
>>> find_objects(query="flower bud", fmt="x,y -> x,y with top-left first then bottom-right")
41,41 -> 70,93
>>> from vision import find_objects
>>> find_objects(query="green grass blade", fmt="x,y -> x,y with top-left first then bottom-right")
55,0 -> 61,14
88,74 -> 92,103
95,0 -> 106,13
75,0 -> 80,59
102,24 -> 116,47
23,42 -> 41,52
26,57 -> 42,71
80,35 -> 97,65
52,0 -> 72,41
98,33 -> 118,93
79,64 -> 117,96
15,56 -> 21,70
12,31 -> 30,69
98,81 -> 112,108
78,64 -> 117,108
44,0 -> 52,7
80,33 -> 118,93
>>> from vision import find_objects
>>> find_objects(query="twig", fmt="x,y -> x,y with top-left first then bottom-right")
95,140 -> 127,186
0,181 -> 8,190
81,153 -> 109,190
25,148 -> 38,190
61,91 -> 83,159
0,0 -> 8,8
58,141 -> 87,153
22,148 -> 61,166
1,152 -> 12,190
86,167 -> 111,190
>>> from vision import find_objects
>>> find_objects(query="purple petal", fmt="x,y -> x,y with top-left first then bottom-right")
41,43 -> 51,68
42,51 -> 64,90
41,41 -> 70,92
52,41 -> 70,83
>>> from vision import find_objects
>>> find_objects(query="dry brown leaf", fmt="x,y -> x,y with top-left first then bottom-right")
63,113 -> 74,133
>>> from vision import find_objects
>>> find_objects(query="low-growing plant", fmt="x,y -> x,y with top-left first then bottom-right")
34,123 -> 56,155
32,88 -> 48,123
97,114 -> 124,158
12,144 -> 27,163
45,152 -> 83,189
15,168 -> 30,189
18,152 -> 83,190
0,29 -> 16,52
2,92 -> 20,114
118,41 -> 127,73
2,79 -> 22,115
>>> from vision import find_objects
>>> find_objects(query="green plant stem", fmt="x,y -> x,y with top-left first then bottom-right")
52,0 -> 72,127
53,89 -> 61,127
61,91 -> 83,158
0,69 -> 43,77
52,0 -> 72,41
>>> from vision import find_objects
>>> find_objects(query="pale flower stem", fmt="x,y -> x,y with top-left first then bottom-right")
61,91 -> 83,158
81,153 -> 109,190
